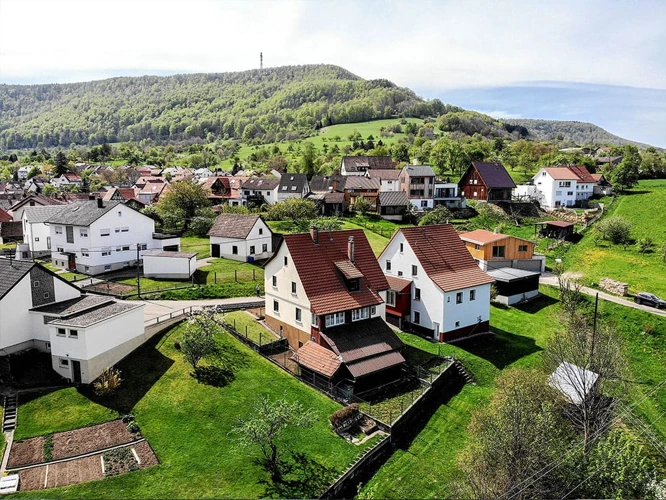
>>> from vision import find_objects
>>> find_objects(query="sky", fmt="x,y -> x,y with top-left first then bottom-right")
1,0 -> 665,146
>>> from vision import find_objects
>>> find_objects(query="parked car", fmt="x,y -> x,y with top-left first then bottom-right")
634,292 -> 666,309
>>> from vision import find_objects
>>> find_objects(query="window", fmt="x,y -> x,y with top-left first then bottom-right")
455,321 -> 460,327
475,244 -> 480,250
567,191 -> 573,196
399,243 -> 404,253
69,330 -> 78,339
273,300 -> 279,313
102,248 -> 111,256
413,311 -> 420,324
81,248 -> 89,257
312,313 -> 318,326
104,265 -> 111,271
262,243 -> 268,253
386,290 -> 396,307
140,244 -> 147,251
259,228 -> 263,235
59,358 -> 69,368
295,308 -> 302,323
115,228 -> 120,233
371,306 -> 376,316
291,282 -> 297,294
121,227 -> 129,232
85,266 -> 89,272
412,265 -> 418,276
291,186 -> 297,191
34,237 -> 39,242
352,307 -> 369,321
421,200 -> 427,208
272,276 -> 277,288
456,292 -> 463,304
232,246 -> 238,255
385,260 -> 391,271
470,289 -> 476,301
55,226 -> 63,235
492,245 -> 505,258
284,256 -> 288,266
100,228 -> 110,236
249,246 -> 255,255
43,292 -> 50,299
57,328 -> 66,337
65,226 -> 74,243
555,190 -> 562,196
518,245 -> 528,252
33,280 -> 40,288
118,211 -> 122,217
348,278 -> 360,291
397,271 -> 403,277
80,229 -> 88,237
116,246 -> 122,252
45,342 -> 51,350
414,287 -> 421,301
326,312 -> 345,327
282,186 -> 287,191
122,245 -> 130,251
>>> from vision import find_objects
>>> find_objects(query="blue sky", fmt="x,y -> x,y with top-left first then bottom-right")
1,0 -> 664,146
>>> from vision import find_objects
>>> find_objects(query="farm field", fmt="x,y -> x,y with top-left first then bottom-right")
361,285 -> 666,498
563,179 -> 666,297
12,321 -> 369,498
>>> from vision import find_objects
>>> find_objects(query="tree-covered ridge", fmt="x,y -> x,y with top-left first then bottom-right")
0,64 -> 442,149
506,119 -> 652,149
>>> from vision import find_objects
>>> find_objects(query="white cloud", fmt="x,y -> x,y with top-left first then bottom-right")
479,110 -> 523,120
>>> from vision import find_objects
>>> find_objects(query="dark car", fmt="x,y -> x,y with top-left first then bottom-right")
634,292 -> 666,309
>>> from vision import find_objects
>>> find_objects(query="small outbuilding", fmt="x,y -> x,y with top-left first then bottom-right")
142,250 -> 197,279
535,220 -> 575,240
548,361 -> 599,405
487,267 -> 540,305
377,191 -> 410,221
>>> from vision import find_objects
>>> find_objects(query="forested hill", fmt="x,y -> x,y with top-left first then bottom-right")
0,65 -> 442,149
506,119 -> 650,148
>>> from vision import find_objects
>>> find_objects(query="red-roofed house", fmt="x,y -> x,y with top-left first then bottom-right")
379,224 -> 494,342
265,228 -> 405,392
51,172 -> 83,189
514,165 -> 600,209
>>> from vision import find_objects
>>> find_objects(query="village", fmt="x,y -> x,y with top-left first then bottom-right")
0,147 -> 664,497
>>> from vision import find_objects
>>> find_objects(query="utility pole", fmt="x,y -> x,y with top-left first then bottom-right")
260,52 -> 263,70
136,243 -> 141,298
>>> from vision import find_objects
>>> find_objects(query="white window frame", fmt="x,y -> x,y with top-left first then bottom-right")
386,290 -> 396,307
100,228 -> 110,237
470,289 -> 476,301
80,229 -> 88,238
272,275 -> 277,288
413,311 -> 420,324
411,265 -> 418,276
59,358 -> 69,367
295,307 -> 302,323
57,328 -> 66,337
456,292 -> 463,304
69,329 -> 78,339
325,312 -> 345,327
273,300 -> 279,313
351,307 -> 369,322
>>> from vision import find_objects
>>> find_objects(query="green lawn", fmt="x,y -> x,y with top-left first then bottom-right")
563,179 -> 666,297
221,311 -> 279,345
13,323 -> 366,498
361,285 -> 666,498
181,235 -> 211,259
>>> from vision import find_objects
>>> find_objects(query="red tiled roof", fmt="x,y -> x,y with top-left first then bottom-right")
293,341 -> 342,378
543,167 -> 579,180
568,166 -> 595,183
459,229 -> 508,245
398,225 -> 495,292
545,220 -> 574,228
334,260 -> 364,279
0,208 -> 12,223
284,230 -> 388,315
386,275 -> 411,292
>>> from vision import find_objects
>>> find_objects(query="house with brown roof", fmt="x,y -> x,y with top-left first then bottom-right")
459,162 -> 516,202
341,156 -> 395,176
51,172 -> 83,189
459,229 -> 545,272
265,228 -> 405,393
379,225 -> 494,342
9,194 -> 66,222
343,176 -> 380,209
207,213 -> 273,262
367,168 -> 402,192
241,177 -> 281,206
198,176 -> 232,206
514,165 -> 598,209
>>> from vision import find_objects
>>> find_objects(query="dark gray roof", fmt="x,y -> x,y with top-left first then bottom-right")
309,175 -> 345,193
46,200 -> 121,226
342,156 -> 395,172
344,177 -> 380,190
0,259 -> 35,300
487,267 -> 541,282
470,162 -> 517,189
368,169 -> 401,180
403,165 -> 436,177
9,194 -> 65,212
242,177 -> 280,190
278,174 -> 309,193
23,205 -> 68,223
30,294 -> 113,316
378,190 -> 409,206
0,221 -> 22,239
142,250 -> 197,259
208,213 -> 264,239
47,301 -> 143,328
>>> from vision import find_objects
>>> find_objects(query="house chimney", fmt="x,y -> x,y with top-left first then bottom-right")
310,225 -> 319,245
97,198 -> 104,209
494,227 -> 498,234
348,236 -> 355,263
412,158 -> 418,166
88,194 -> 96,200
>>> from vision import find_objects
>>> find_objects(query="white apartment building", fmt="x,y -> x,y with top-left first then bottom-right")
515,166 -> 597,209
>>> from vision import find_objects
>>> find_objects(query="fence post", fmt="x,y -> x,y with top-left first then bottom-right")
234,319 -> 236,330
215,272 -> 217,284
235,270 -> 238,282
260,331 -> 262,345
253,269 -> 256,281
245,325 -> 248,338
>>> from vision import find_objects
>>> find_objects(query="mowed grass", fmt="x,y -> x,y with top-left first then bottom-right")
221,311 -> 279,345
13,322 -> 364,498
180,235 -> 211,259
564,179 -> 666,297
361,286 -> 666,498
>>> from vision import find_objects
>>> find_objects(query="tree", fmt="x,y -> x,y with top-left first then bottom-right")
595,216 -> 632,245
611,158 -> 639,192
418,206 -> 453,226
26,166 -> 42,179
230,394 -> 316,481
53,151 -> 69,176
156,180 -> 210,230
299,142 -> 318,179
190,208 -> 217,237
266,198 -> 317,225
353,196 -> 371,215
180,312 -> 221,370
42,184 -> 58,196
457,369 -> 569,499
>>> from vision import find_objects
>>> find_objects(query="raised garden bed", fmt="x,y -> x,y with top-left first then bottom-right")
7,436 -> 45,468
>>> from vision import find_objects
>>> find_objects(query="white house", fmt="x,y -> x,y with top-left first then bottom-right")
46,199 -> 180,275
51,173 -> 83,189
208,213 -> 273,262
241,177 -> 281,205
379,224 -> 495,342
9,194 -> 65,222
367,169 -> 401,192
264,228 -> 404,392
434,181 -> 463,208
515,166 -> 597,209
142,250 -> 197,279
341,156 -> 395,176
277,174 -> 310,201
17,166 -> 31,180
22,205 -> 67,257
0,259 -> 145,384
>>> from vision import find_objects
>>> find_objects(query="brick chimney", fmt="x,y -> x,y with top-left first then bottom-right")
97,198 -> 104,209
348,236 -> 355,263
310,225 -> 319,245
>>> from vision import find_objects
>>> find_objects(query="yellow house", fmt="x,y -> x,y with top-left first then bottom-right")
459,229 -> 544,272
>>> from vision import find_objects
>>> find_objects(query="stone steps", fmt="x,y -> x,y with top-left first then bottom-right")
2,395 -> 17,432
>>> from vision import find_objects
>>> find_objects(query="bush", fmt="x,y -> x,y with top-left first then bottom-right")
636,237 -> 654,254
93,367 -> 122,396
419,206 -> 453,226
126,421 -> 140,434
596,216 -> 632,244
329,403 -> 360,429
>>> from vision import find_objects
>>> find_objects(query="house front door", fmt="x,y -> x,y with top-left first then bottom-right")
433,322 -> 440,341
72,360 -> 82,384
67,254 -> 76,270
211,244 -> 220,258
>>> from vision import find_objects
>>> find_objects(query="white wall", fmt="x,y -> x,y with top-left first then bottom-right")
264,242 -> 312,334
379,179 -> 400,192
143,255 -> 195,278
209,219 -> 273,262
23,215 -> 52,253
442,285 -> 491,332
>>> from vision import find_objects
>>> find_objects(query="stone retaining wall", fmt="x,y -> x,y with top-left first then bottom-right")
600,278 -> 629,296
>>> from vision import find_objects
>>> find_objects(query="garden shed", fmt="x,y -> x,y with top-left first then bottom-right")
142,250 -> 197,279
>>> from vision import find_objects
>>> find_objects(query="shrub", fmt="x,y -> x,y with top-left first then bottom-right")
121,414 -> 135,423
126,421 -> 140,434
636,237 -> 654,254
353,197 -> 372,216
596,216 -> 632,244
418,206 -> 453,226
329,403 -> 360,429
43,434 -> 53,461
93,367 -> 122,396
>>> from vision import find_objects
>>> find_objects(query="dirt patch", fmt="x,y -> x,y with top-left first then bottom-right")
133,440 -> 159,468
18,455 -> 104,491
82,282 -> 135,296
7,436 -> 44,468
52,419 -> 137,460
